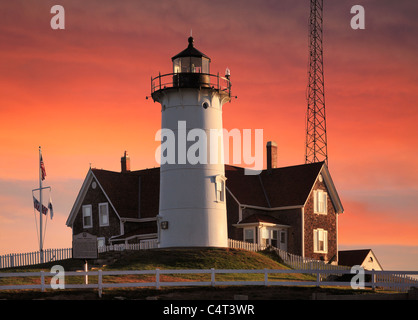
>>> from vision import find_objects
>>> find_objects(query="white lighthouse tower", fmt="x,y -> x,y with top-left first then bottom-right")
151,37 -> 231,248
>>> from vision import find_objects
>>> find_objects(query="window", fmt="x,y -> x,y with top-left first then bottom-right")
271,230 -> 278,247
280,231 -> 286,244
173,59 -> 181,73
313,228 -> 328,253
244,228 -> 255,243
202,58 -> 210,73
97,237 -> 106,248
99,202 -> 109,226
261,228 -> 269,246
82,205 -> 92,228
314,190 -> 327,214
214,175 -> 226,203
261,228 -> 280,247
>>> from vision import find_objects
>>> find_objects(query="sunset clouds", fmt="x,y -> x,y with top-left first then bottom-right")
0,1 -> 417,268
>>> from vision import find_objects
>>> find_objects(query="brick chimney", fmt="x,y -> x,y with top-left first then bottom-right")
121,151 -> 130,172
266,141 -> 277,170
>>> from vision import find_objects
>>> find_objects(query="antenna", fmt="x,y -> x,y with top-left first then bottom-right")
305,0 -> 328,166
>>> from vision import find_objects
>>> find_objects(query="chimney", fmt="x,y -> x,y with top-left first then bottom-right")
121,151 -> 130,172
266,141 -> 277,170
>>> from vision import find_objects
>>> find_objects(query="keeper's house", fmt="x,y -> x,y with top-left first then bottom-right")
66,144 -> 344,263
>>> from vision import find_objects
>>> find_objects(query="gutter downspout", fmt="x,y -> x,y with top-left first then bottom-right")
301,207 -> 305,257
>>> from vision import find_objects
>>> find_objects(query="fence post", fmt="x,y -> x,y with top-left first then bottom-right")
371,269 -> 375,291
264,269 -> 268,286
211,268 -> 215,287
40,271 -> 45,292
316,271 -> 321,287
98,270 -> 103,298
156,268 -> 160,289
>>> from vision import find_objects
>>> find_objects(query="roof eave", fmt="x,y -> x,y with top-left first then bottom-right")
321,164 -> 344,214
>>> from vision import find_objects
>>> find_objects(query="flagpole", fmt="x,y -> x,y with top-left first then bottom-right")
39,146 -> 43,263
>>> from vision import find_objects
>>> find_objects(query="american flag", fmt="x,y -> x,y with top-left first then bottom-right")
33,196 -> 48,215
40,155 -> 46,180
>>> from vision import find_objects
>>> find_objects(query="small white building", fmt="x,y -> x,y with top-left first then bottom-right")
338,249 -> 383,270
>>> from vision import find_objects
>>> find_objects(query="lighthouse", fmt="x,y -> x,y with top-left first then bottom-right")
151,36 -> 231,248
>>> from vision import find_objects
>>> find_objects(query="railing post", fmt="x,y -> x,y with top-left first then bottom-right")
156,268 -> 160,289
98,270 -> 103,298
371,269 -> 376,290
316,271 -> 321,287
264,269 -> 268,286
159,72 -> 161,91
211,268 -> 215,287
40,271 -> 45,292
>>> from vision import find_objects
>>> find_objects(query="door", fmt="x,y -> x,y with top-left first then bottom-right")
279,230 -> 287,251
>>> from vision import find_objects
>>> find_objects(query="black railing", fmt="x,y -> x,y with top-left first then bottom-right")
151,72 -> 231,97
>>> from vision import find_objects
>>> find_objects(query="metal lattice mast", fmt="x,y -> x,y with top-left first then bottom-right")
305,0 -> 328,165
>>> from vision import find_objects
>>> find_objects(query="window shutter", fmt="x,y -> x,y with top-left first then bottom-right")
324,230 -> 328,253
322,192 -> 327,213
313,190 -> 318,213
313,229 -> 318,252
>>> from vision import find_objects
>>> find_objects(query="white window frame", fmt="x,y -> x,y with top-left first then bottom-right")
97,237 -> 106,248
314,190 -> 327,214
82,204 -> 93,229
260,227 -> 280,247
214,175 -> 226,203
244,227 -> 255,244
313,228 -> 328,253
98,202 -> 109,227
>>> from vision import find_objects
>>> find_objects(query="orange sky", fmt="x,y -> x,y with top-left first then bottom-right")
0,0 -> 417,270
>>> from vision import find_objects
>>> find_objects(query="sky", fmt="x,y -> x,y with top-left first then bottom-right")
0,0 -> 417,271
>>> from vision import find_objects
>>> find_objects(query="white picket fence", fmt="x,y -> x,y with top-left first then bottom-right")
2,239 -> 417,293
1,267 -> 418,297
0,248 -> 72,269
0,240 -> 159,269
228,239 -> 350,273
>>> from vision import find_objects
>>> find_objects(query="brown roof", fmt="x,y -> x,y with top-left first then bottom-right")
91,162 -> 326,219
92,167 -> 159,219
239,213 -> 282,225
225,162 -> 324,207
338,250 -> 372,267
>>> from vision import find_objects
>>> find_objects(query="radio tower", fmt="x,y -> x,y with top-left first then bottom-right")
305,0 -> 328,165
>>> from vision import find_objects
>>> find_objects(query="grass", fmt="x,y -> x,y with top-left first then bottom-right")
0,248 -> 375,299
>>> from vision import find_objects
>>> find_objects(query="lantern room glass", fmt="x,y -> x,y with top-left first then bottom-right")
173,57 -> 210,74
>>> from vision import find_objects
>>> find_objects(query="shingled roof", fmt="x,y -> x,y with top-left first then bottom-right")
338,249 -> 372,267
92,168 -> 159,219
67,161 -> 342,227
224,161 -> 341,210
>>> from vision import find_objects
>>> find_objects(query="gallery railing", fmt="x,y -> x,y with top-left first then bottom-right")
151,72 -> 231,97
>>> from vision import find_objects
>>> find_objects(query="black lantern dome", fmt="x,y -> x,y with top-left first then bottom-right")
171,37 -> 210,74
151,37 -> 231,101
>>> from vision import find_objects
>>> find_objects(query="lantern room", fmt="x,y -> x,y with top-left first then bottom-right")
172,36 -> 210,74
151,36 -> 231,101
